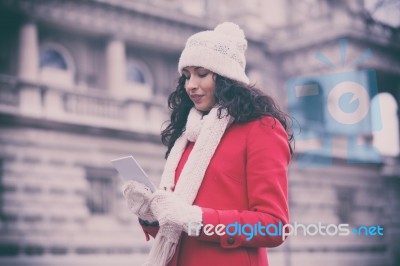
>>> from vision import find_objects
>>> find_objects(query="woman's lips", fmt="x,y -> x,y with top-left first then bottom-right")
191,95 -> 203,104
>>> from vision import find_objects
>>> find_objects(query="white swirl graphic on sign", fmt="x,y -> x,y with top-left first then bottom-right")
327,81 -> 370,125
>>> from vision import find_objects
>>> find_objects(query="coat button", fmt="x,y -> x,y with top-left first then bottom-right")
227,237 -> 235,245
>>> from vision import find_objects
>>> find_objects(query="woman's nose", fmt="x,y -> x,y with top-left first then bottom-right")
186,77 -> 198,91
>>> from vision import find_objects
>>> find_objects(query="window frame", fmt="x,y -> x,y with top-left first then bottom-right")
85,167 -> 118,216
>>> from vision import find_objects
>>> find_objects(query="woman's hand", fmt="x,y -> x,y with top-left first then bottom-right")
149,190 -> 203,236
121,180 -> 156,222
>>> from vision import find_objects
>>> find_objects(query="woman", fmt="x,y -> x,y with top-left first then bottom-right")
122,22 -> 293,266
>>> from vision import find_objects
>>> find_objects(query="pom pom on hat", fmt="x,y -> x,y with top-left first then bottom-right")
214,22 -> 245,40
178,22 -> 250,85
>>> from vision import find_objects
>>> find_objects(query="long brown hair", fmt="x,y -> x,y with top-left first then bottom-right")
161,75 -> 294,158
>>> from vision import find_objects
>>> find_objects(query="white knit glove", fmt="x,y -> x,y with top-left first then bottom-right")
149,190 -> 203,236
121,180 -> 156,223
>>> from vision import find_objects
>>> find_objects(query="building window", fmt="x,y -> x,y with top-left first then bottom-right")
126,62 -> 146,84
40,49 -> 68,70
372,92 -> 399,156
85,167 -> 116,215
125,59 -> 153,100
336,187 -> 354,223
39,42 -> 75,88
290,80 -> 325,137
302,82 -> 325,133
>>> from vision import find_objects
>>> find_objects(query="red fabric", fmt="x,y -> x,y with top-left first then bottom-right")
140,116 -> 290,266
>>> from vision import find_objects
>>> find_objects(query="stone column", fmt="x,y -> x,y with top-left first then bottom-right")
18,21 -> 42,117
105,38 -> 126,95
126,101 -> 147,132
18,21 -> 39,82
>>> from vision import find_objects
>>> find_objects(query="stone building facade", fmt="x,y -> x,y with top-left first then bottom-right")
0,0 -> 399,265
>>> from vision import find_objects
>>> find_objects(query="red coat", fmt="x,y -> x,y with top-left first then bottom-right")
141,116 -> 290,266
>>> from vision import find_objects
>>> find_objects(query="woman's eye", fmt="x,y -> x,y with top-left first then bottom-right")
198,72 -> 208,77
184,75 -> 190,80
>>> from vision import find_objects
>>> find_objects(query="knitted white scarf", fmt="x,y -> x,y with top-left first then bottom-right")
144,106 -> 232,266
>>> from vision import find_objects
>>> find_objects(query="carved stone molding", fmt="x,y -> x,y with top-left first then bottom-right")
267,11 -> 400,53
0,0 -> 209,52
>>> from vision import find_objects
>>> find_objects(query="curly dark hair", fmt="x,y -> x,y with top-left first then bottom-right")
161,75 -> 294,158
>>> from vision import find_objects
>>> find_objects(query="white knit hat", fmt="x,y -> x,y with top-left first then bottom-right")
178,22 -> 250,85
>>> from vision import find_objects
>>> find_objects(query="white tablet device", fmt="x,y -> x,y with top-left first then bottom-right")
111,155 -> 156,192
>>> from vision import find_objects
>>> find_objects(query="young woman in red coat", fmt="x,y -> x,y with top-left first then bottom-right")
122,22 -> 293,266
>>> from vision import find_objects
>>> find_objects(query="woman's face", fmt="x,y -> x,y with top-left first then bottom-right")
182,66 -> 217,112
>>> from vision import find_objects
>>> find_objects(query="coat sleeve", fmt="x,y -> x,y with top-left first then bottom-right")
196,116 -> 290,248
138,218 -> 160,241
